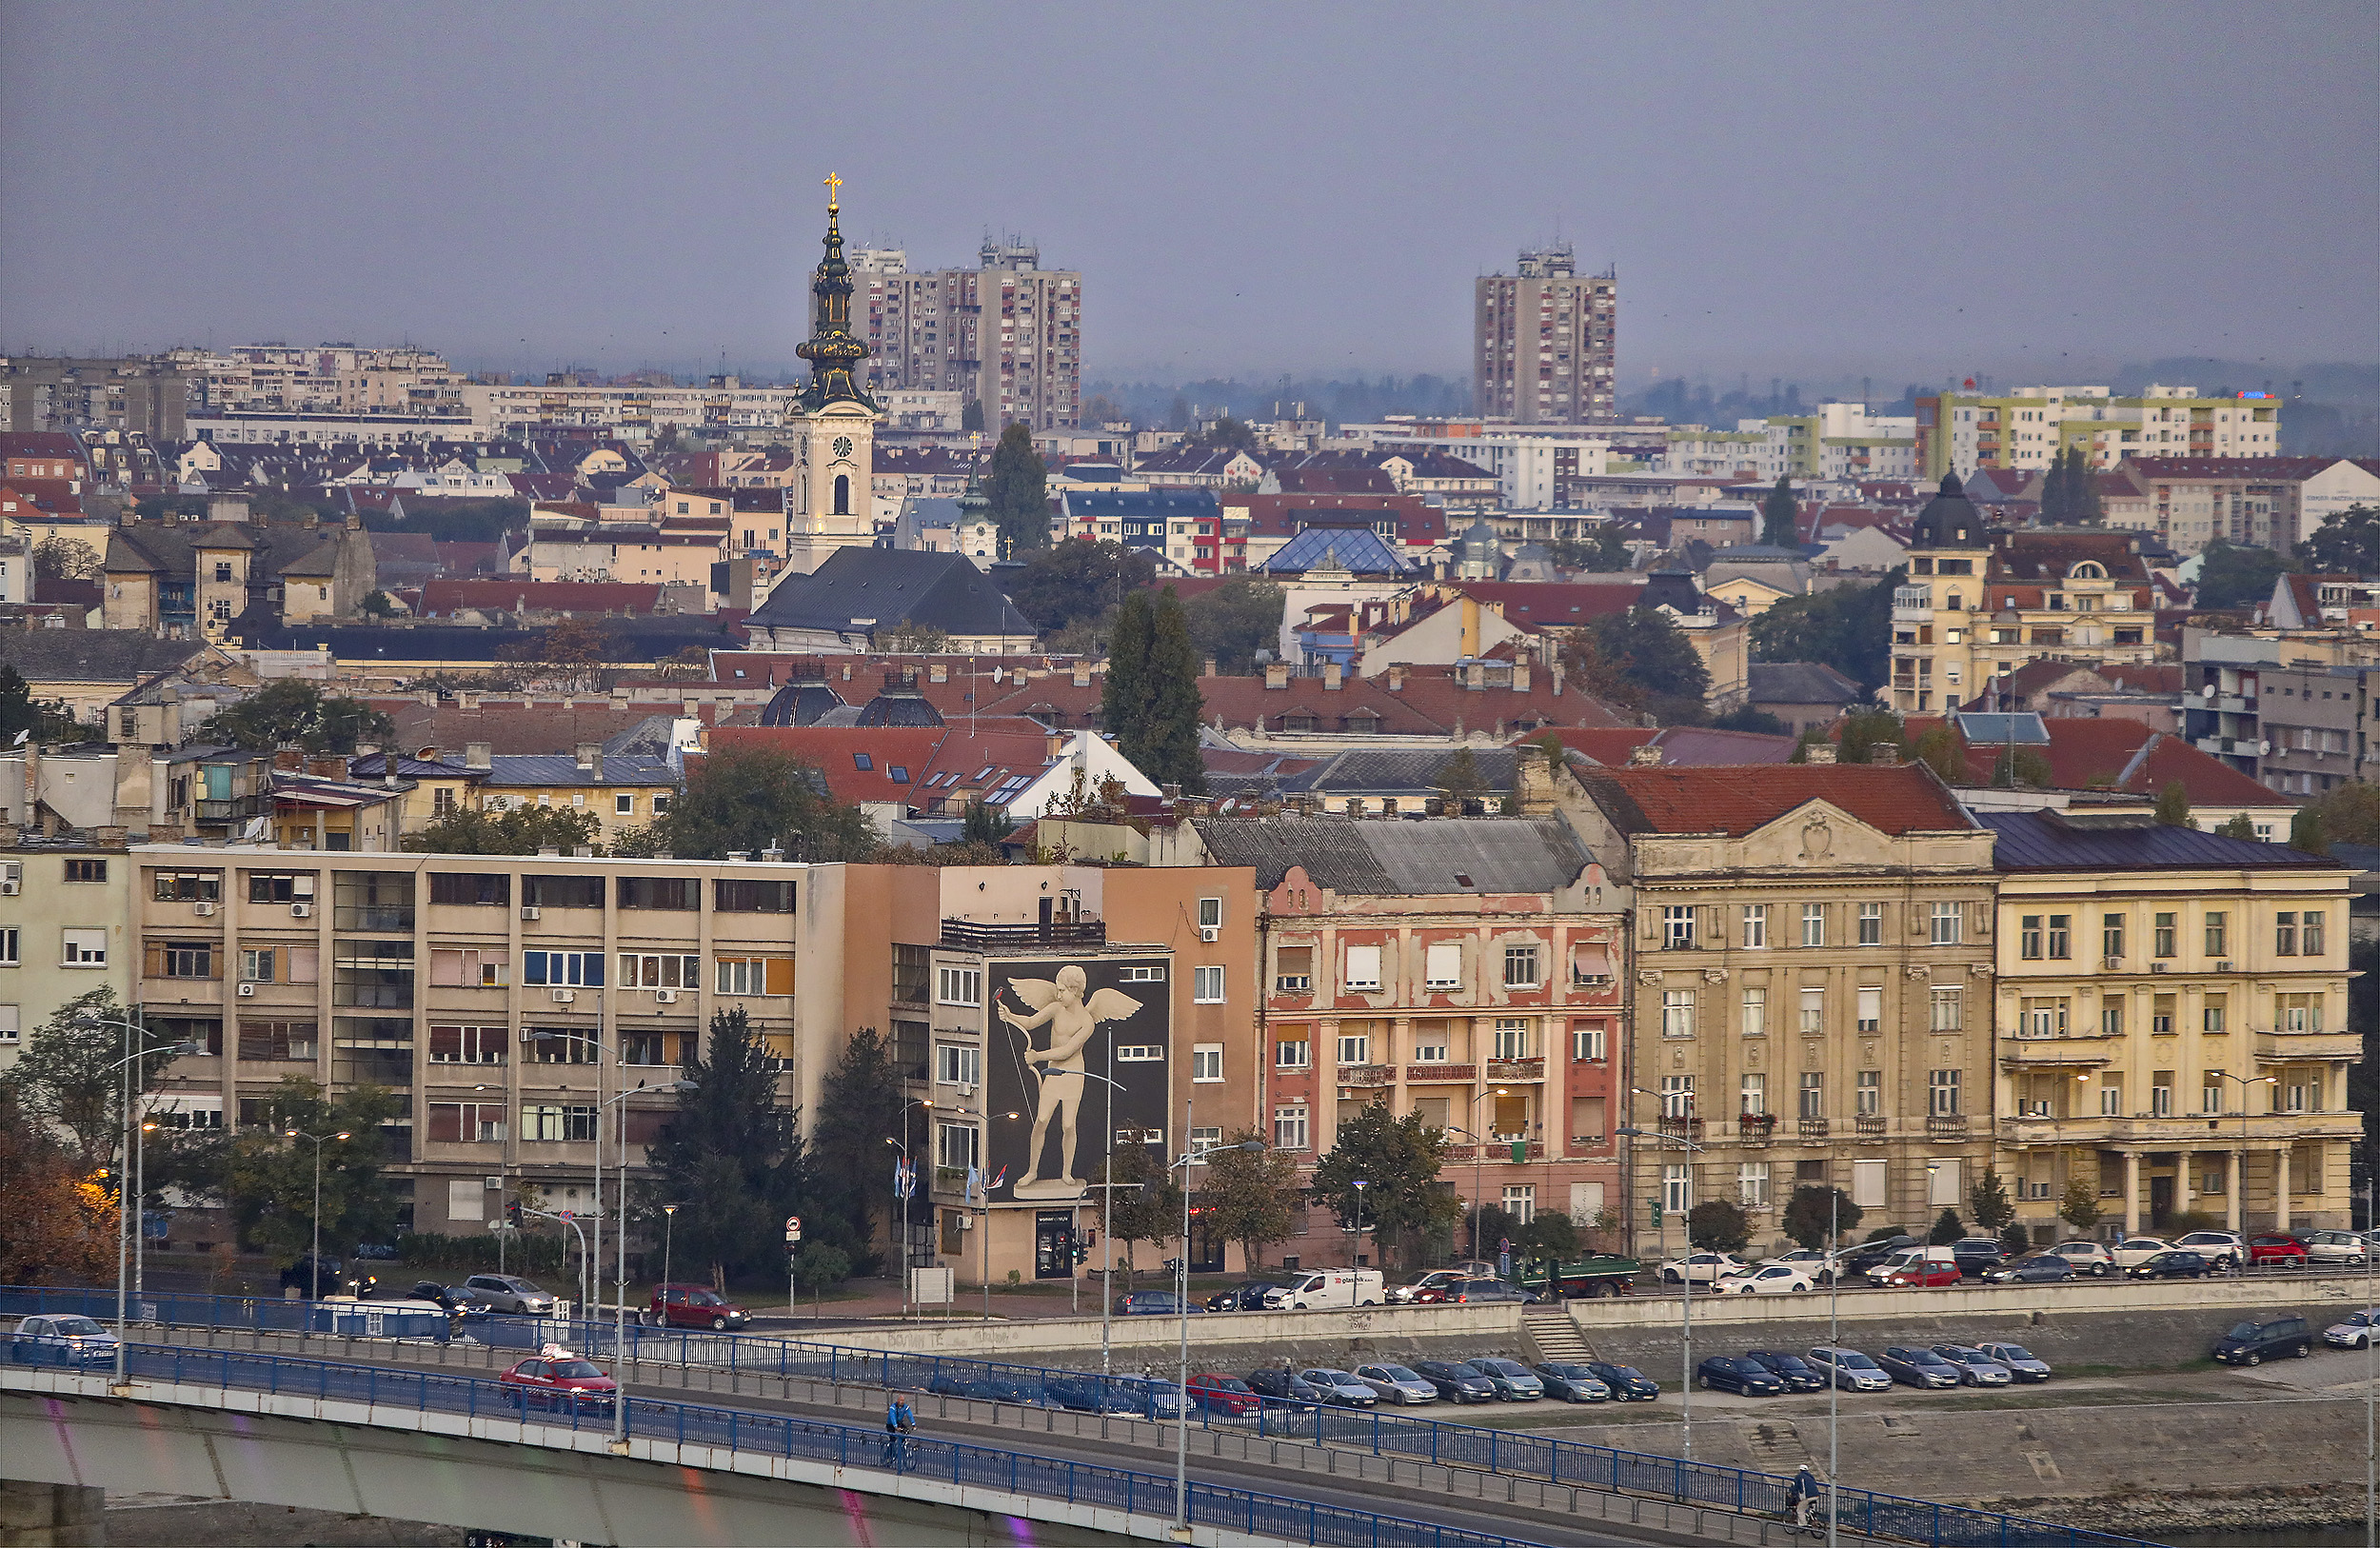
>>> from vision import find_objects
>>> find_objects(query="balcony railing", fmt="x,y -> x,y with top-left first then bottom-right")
1797,1117 -> 1830,1141
1404,1063 -> 1476,1083
939,918 -> 1105,951
1339,1064 -> 1395,1087
1854,1115 -> 1888,1138
1927,1114 -> 1969,1141
1657,1115 -> 1703,1141
1485,1057 -> 1545,1082
1738,1114 -> 1775,1147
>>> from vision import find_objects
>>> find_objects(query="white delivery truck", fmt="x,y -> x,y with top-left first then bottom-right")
1282,1268 -> 1385,1309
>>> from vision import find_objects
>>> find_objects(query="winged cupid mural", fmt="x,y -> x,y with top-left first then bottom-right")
996,965 -> 1141,1201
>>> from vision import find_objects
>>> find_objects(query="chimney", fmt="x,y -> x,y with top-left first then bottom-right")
1512,661 -> 1531,692
575,744 -> 604,780
1322,662 -> 1343,692
465,741 -> 491,770
273,748 -> 304,772
1513,744 -> 1556,814
1627,744 -> 1663,767
1264,662 -> 1291,689
1386,664 -> 1405,692
1866,745 -> 1899,766
1072,663 -> 1091,687
1806,744 -> 1838,764
306,756 -> 345,780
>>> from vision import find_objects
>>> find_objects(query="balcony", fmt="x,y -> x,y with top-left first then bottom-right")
1854,1115 -> 1888,1138
1657,1115 -> 1704,1141
1339,1064 -> 1395,1088
1796,1117 -> 1830,1141
939,918 -> 1105,952
1485,1057 -> 1545,1082
1405,1063 -> 1476,1084
1737,1114 -> 1775,1147
1927,1115 -> 1969,1141
2254,1031 -> 2363,1062
2000,1035 -> 2117,1067
1892,587 -> 1934,623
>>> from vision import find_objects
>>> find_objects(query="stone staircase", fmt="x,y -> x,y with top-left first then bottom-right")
1521,1302 -> 1596,1363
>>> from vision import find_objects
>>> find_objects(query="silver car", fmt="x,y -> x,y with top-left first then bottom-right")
1975,1341 -> 2053,1381
9,1315 -> 119,1367
1354,1362 -> 1438,1405
1930,1344 -> 2013,1386
1299,1367 -> 1379,1407
463,1274 -> 556,1315
2324,1310 -> 2380,1350
1807,1345 -> 1892,1392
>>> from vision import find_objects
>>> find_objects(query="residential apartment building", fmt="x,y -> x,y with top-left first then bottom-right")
1890,477 -> 2158,715
1982,808 -> 2357,1235
855,242 -> 1082,430
2183,624 -> 2380,793
1474,245 -> 1616,425
2112,456 -> 2380,555
1916,385 -> 2280,483
3,356 -> 188,439
1186,798 -> 1626,1262
1663,407 -> 1915,485
1570,762 -> 1999,1252
0,831 -> 134,1078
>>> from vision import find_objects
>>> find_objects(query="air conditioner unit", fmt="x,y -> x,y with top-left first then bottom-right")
237,982 -> 255,996
2216,962 -> 2234,973
958,1215 -> 975,1230
2150,962 -> 2168,973
654,988 -> 678,1003
194,901 -> 215,916
1200,926 -> 1220,943
551,988 -> 576,1004
2101,956 -> 2122,971
521,906 -> 541,921
290,903 -> 311,918
959,1082 -> 977,1099
0,881 -> 17,897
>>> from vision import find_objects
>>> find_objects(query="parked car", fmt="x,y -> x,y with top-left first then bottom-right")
281,1253 -> 352,1299
1716,1264 -> 1814,1295
1421,1278 -> 1532,1305
1112,1376 -> 1187,1419
1660,1252 -> 1750,1285
2109,1237 -> 2176,1270
1806,1346 -> 1893,1392
1186,1373 -> 1260,1415
463,1275 -> 556,1316
9,1315 -> 118,1367
928,1369 -> 997,1400
1531,1361 -> 1612,1402
1950,1239 -> 2008,1277
2324,1311 -> 2380,1350
1975,1342 -> 2053,1381
406,1282 -> 493,1320
1877,1346 -> 1963,1389
2303,1230 -> 2372,1267
1741,1350 -> 1827,1393
2173,1231 -> 2247,1269
2213,1316 -> 2313,1366
1929,1345 -> 2013,1386
1245,1368 -> 1324,1408
1836,1237 -> 1919,1278
1113,1290 -> 1201,1317
1695,1356 -> 1784,1395
2247,1234 -> 2310,1269
1299,1368 -> 1379,1407
1206,1281 -> 1287,1312
1387,1269 -> 1480,1304
2128,1250 -> 2211,1280
2044,1240 -> 2117,1277
1758,1249 -> 1844,1285
1463,1357 -> 1544,1400
1281,1270 -> 1384,1309
645,1283 -> 752,1331
1582,1360 -> 1659,1400
1982,1254 -> 2076,1285
1413,1359 -> 1499,1402
1869,1247 -> 1960,1288
1354,1363 -> 1439,1405
499,1351 -> 617,1413
1047,1372 -> 1145,1414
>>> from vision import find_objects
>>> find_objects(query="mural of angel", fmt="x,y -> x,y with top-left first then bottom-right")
996,964 -> 1141,1201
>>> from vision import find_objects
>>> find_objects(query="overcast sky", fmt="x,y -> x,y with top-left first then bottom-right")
3,1 -> 2373,391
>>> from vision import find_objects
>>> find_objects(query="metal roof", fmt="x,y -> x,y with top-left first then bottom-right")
1978,811 -> 2338,871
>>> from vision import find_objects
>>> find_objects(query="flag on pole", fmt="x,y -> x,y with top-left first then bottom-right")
988,1165 -> 1008,1193
966,1165 -> 982,1203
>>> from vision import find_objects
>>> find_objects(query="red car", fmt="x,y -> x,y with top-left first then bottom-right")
1186,1373 -> 1260,1415
644,1283 -> 752,1331
2248,1234 -> 2309,1268
1886,1261 -> 1963,1288
500,1349 -> 619,1413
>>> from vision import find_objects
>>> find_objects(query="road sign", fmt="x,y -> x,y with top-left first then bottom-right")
557,1209 -> 574,1221
784,1214 -> 802,1243
1648,1198 -> 1662,1227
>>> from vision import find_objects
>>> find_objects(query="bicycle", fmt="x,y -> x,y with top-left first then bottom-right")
1779,1504 -> 1837,1539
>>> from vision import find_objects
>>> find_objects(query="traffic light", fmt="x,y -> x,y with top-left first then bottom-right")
506,1200 -> 522,1226
1072,1243 -> 1088,1265
1648,1199 -> 1663,1228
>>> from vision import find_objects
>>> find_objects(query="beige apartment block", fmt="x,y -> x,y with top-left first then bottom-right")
1474,245 -> 1616,425
0,832 -> 135,1079
1981,808 -> 2358,1235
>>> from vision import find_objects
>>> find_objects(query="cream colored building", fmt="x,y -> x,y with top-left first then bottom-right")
0,834 -> 134,1078
1918,384 -> 2281,480
1981,807 -> 2359,1235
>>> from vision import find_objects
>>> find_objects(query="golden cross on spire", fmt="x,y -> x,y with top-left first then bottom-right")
823,172 -> 842,211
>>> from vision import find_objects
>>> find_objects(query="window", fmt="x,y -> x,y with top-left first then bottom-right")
238,1019 -> 317,1062
0,928 -> 15,966
2202,995 -> 2227,1034
1493,1018 -> 1531,1059
1740,1073 -> 1766,1116
1276,945 -> 1315,992
1798,1072 -> 1824,1119
2020,997 -> 2069,1039
0,1005 -> 16,1043
426,947 -> 500,986
64,860 -> 106,883
1929,988 -> 1961,1031
1737,1163 -> 1771,1208
2044,914 -> 2070,960
1337,1029 -> 1370,1066
936,965 -> 981,1005
1193,964 -> 1224,1003
2204,912 -> 2228,957
1663,906 -> 1696,949
1858,903 -> 1883,946
1801,904 -> 1824,947
1657,1075 -> 1694,1117
428,1025 -> 504,1064
2151,1074 -> 2173,1117
1412,1021 -> 1450,1062
1741,905 -> 1768,948
1855,1071 -> 1881,1117
1660,988 -> 1695,1038
1422,942 -> 1460,989
1502,945 -> 1539,987
2100,1082 -> 2122,1116
1198,897 -> 1222,933
520,1103 -> 598,1142
718,956 -> 794,997
1928,1068 -> 1961,1116
428,1101 -> 506,1143
1502,1184 -> 1536,1223
428,873 -> 508,906
615,794 -> 636,816
239,947 -> 278,982
146,940 -> 216,979
1799,987 -> 1824,1035
1740,986 -> 1766,1037
2304,911 -> 2326,956
334,941 -> 414,1007
1275,1031 -> 1310,1068
1192,1043 -> 1222,1082
2275,912 -> 2298,955
1343,944 -> 1381,991
523,950 -> 605,987
1855,986 -> 1881,1033
2202,1073 -> 2226,1114
1572,1021 -> 1606,1062
2152,994 -> 2175,1034
1662,1163 -> 1692,1214
2020,915 -> 2043,959
618,875 -> 697,910
1274,1105 -> 1310,1151
2153,911 -> 2176,957
1852,1158 -> 1887,1208
2102,913 -> 2124,960
1115,1045 -> 1165,1062
715,878 -> 796,913
2280,993 -> 2322,1033
248,872 -> 315,904
1931,903 -> 1963,945
617,953 -> 699,990
2100,997 -> 2124,1037
935,1042 -> 981,1086
151,870 -> 221,903
936,1121 -> 979,1172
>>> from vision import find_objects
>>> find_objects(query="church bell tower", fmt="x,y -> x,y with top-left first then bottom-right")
785,174 -> 883,575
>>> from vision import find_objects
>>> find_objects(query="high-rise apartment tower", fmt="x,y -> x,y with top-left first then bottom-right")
857,239 -> 1081,430
1474,244 -> 1616,424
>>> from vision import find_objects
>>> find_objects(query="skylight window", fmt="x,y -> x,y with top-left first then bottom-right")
854,753 -> 873,770
888,765 -> 909,782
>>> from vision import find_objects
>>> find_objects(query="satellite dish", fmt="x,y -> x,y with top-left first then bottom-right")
1254,648 -> 1273,665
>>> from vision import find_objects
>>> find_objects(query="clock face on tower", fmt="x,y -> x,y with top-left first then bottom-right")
832,436 -> 854,458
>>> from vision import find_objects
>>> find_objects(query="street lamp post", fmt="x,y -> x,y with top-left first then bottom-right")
85,1030 -> 195,1385
661,1204 -> 679,1296
2211,1071 -> 2277,1254
895,1097 -> 935,1320
601,1078 -> 695,1445
1618,1125 -> 1706,1461
284,1128 -> 351,1345
1464,1088 -> 1509,1261
1349,1180 -> 1370,1307
526,1027 -> 611,1319
1167,1122 -> 1263,1538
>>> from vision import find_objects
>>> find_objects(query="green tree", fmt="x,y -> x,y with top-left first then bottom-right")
1687,1200 -> 1750,1254
1572,607 -> 1712,724
1546,528 -> 1630,572
1760,476 -> 1799,547
2057,1176 -> 2103,1234
1835,708 -> 1905,767
639,1007 -> 808,1288
1181,577 -> 1286,672
2291,806 -> 2330,855
790,1241 -> 852,1314
983,422 -> 1049,556
2194,539 -> 2298,610
1196,415 -> 1258,452
1310,1104 -> 1461,1270
1101,589 -> 1205,793
2039,447 -> 2103,525
653,744 -> 878,861
361,589 -> 397,618
1710,704 -> 1787,735
2153,779 -> 2193,828
1748,569 -> 1901,695
2297,504 -> 2380,576
1999,1221 -> 2031,1256
2216,811 -> 2258,841
1517,1210 -> 1579,1278
1927,1207 -> 1965,1245
1097,1138 -> 1181,1290
877,621 -> 952,654
402,804 -> 605,854
2304,782 -> 2380,846
1967,1168 -> 2015,1235
808,1025 -> 904,1267
960,801 -> 1014,847
1437,746 -> 1492,812
0,664 -> 83,745
1198,1128 -> 1300,1271
1911,721 -> 1969,782
0,989 -> 189,1174
215,1077 -> 405,1256
30,535 -> 102,582
1005,538 -> 1156,634
202,679 -> 396,754
0,1089 -> 119,1284
1780,1185 -> 1861,1252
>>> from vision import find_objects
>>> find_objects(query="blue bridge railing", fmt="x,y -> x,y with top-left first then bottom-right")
0,1285 -> 2158,1548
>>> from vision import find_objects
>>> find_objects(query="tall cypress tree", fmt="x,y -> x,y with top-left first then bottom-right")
640,1007 -> 806,1288
1143,588 -> 1208,793
983,423 -> 1049,556
1101,589 -> 1154,742
1761,476 -> 1798,547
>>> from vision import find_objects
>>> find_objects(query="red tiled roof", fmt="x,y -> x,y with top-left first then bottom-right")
1909,715 -> 2281,806
1582,764 -> 1973,836
704,726 -> 948,805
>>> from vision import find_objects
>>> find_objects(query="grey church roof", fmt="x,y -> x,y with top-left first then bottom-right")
747,547 -> 1037,639
1193,813 -> 1594,894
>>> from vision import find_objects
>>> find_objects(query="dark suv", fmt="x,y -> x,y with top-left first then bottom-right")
1950,1238 -> 2007,1277
2212,1315 -> 2312,1366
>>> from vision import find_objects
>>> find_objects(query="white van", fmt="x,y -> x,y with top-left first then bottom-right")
1865,1246 -> 1958,1286
1283,1269 -> 1385,1309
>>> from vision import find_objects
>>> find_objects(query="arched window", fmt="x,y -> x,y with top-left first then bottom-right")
2070,561 -> 2105,580
833,473 -> 850,515
1946,594 -> 1965,611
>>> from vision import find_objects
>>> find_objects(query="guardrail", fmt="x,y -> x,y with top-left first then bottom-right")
2,1285 -> 2158,1548
4,1341 -> 1546,1548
